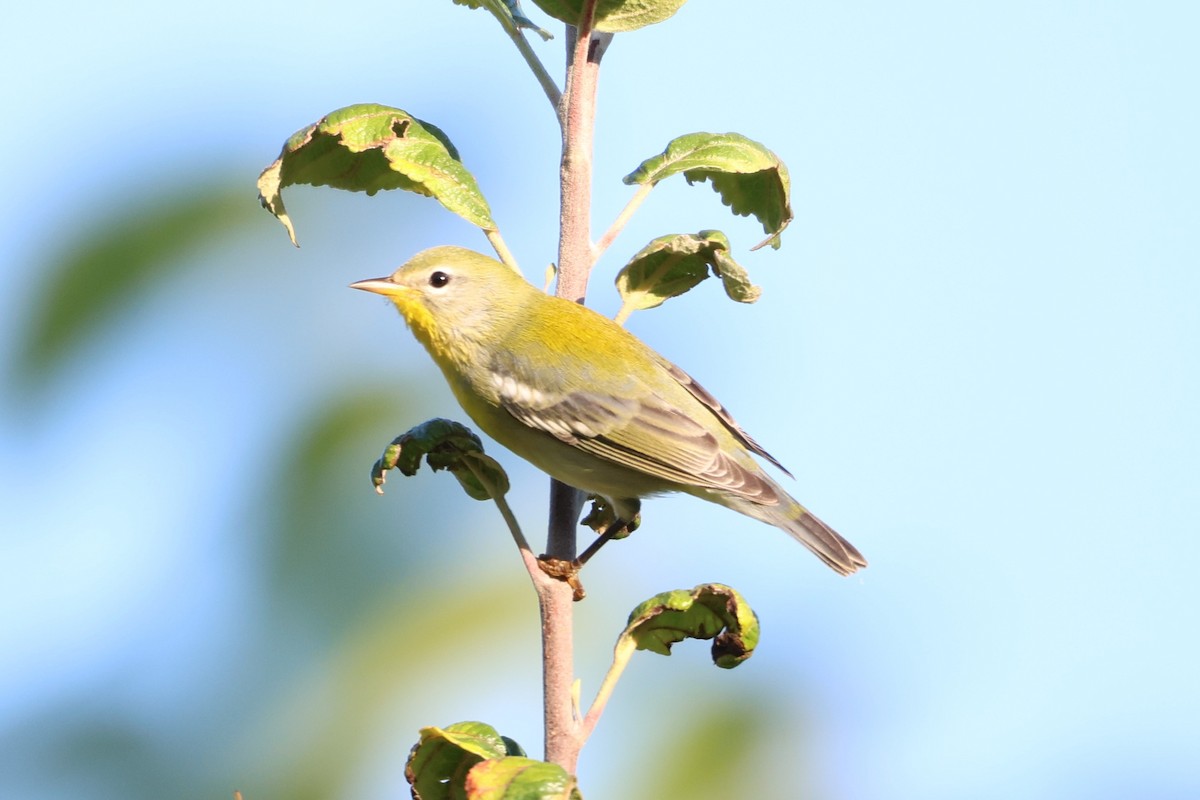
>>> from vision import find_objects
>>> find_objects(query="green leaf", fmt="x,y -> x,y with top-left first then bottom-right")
371,418 -> 510,501
621,583 -> 759,669
623,132 -> 792,249
466,757 -> 583,800
406,722 -> 525,800
11,179 -> 251,395
258,104 -> 495,245
454,0 -> 554,40
528,0 -> 687,32
499,737 -> 527,758
615,230 -> 761,314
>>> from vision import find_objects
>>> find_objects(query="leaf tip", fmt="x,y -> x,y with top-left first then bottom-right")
257,160 -> 299,246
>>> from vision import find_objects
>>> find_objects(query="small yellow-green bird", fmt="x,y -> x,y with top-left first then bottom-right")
351,246 -> 866,576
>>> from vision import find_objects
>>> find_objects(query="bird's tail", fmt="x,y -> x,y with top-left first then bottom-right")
784,503 -> 867,576
731,492 -> 867,576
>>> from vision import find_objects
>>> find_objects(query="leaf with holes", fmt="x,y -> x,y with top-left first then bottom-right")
258,103 -> 494,245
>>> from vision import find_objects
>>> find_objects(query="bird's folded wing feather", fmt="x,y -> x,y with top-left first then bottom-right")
491,361 -> 781,505
657,358 -> 793,478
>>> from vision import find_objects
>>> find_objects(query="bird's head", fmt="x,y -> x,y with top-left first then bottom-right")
351,246 -> 529,356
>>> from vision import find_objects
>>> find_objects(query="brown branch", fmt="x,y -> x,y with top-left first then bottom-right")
540,0 -> 611,774
554,16 -> 610,302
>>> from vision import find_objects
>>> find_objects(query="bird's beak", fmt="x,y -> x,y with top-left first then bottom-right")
350,277 -> 403,297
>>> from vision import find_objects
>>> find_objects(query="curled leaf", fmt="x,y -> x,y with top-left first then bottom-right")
454,0 -> 554,40
579,495 -> 638,539
406,722 -> 525,800
621,583 -> 759,669
466,757 -> 583,800
623,132 -> 792,249
530,0 -> 687,32
371,418 -> 510,501
258,104 -> 495,245
615,230 -> 761,316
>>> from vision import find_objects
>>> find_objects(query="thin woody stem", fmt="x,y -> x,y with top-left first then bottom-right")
542,0 -> 606,774
554,20 -> 610,302
466,461 -> 585,760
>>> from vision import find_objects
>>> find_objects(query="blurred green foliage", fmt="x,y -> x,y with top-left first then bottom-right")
11,181 -> 251,395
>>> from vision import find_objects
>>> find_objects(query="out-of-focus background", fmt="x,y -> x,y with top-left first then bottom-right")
2,3 -> 1197,798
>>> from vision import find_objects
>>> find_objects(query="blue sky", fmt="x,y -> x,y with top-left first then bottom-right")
2,2 -> 1198,798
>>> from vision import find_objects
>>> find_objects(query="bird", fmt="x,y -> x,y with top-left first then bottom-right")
351,246 -> 866,576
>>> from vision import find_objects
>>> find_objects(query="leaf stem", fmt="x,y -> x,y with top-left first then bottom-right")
505,23 -> 562,110
465,459 -> 530,552
580,638 -> 637,744
593,181 -> 654,262
485,228 -> 522,274
613,250 -> 682,326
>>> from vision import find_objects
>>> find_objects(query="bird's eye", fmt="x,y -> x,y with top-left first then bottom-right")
429,271 -> 450,288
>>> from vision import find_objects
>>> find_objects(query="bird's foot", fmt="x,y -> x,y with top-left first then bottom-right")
536,556 -> 586,601
537,501 -> 641,602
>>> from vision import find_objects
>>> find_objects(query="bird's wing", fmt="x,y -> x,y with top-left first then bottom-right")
491,362 -> 781,505
657,359 -> 794,478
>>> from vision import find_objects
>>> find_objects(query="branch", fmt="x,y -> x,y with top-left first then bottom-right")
554,20 -> 611,302
541,1 -> 609,775
466,457 -> 582,772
